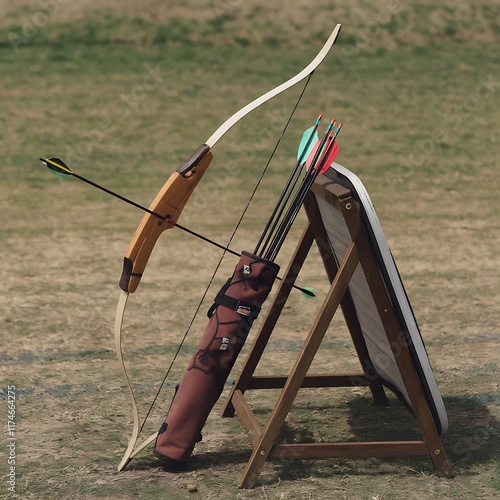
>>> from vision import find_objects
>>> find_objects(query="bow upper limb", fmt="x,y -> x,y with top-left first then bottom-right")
119,24 -> 341,293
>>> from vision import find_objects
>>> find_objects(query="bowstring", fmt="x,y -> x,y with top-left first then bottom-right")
137,73 -> 313,437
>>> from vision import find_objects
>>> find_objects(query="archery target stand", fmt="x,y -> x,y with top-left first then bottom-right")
221,164 -> 454,488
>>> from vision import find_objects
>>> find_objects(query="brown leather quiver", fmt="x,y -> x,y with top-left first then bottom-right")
154,251 -> 279,469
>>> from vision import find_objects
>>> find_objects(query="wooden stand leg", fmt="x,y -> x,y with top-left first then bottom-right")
343,199 -> 454,478
239,242 -> 360,488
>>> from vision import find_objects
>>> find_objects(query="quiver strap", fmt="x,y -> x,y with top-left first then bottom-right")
154,251 -> 280,467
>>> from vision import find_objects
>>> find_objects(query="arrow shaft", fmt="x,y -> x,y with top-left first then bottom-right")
254,116 -> 321,256
73,172 -> 166,220
70,170 -> 313,296
264,122 -> 341,262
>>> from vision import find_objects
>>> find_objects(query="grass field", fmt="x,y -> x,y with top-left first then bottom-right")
1,1 -> 499,498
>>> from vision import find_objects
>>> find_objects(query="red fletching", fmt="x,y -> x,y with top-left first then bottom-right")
319,142 -> 340,175
305,139 -> 340,175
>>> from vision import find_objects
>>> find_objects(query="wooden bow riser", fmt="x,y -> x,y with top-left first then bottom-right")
120,149 -> 213,293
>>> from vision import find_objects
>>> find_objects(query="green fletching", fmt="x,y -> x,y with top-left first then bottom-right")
301,287 -> 316,298
297,127 -> 319,163
40,157 -> 73,178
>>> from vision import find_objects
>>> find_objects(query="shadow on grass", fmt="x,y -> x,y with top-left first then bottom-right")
126,393 -> 499,485
269,394 -> 499,482
343,395 -> 499,471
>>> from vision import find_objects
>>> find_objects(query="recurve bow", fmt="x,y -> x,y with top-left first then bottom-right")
115,23 -> 342,471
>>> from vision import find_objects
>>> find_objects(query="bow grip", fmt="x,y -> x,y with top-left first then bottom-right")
120,146 -> 213,293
